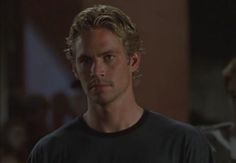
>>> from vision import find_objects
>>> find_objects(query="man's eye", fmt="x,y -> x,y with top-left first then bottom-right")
104,55 -> 115,62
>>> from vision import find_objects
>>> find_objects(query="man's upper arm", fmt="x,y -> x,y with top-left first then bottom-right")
183,128 -> 215,163
27,146 -> 44,163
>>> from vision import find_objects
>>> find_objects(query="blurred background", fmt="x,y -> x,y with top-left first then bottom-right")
0,0 -> 235,162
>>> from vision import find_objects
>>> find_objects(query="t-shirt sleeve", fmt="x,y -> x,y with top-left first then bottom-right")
27,135 -> 62,163
27,144 -> 44,163
182,128 -> 215,163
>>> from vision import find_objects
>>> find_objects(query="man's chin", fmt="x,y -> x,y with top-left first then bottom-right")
90,95 -> 114,106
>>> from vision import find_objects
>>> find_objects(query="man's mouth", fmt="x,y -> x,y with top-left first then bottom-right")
93,84 -> 109,88
88,84 -> 111,93
88,81 -> 112,90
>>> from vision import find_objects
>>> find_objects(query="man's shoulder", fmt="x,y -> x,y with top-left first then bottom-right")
146,110 -> 208,142
145,110 -> 214,162
28,117 -> 87,162
144,112 -> 212,162
147,111 -> 199,132
32,117 -> 82,151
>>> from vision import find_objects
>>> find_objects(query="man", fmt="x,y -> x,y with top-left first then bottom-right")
199,58 -> 236,163
28,5 -> 214,163
223,58 -> 236,114
224,58 -> 236,162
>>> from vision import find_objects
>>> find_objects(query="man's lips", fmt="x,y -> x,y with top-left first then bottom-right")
88,79 -> 113,91
93,84 -> 109,88
88,83 -> 112,90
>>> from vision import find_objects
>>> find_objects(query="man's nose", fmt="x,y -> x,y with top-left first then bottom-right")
90,59 -> 105,77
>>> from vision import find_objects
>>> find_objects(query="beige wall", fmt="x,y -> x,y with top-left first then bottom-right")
81,0 -> 190,121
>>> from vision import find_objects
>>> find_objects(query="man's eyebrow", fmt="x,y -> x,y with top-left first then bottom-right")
97,50 -> 115,57
77,50 -> 115,59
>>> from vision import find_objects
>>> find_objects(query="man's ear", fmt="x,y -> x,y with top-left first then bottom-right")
129,53 -> 141,73
71,63 -> 80,80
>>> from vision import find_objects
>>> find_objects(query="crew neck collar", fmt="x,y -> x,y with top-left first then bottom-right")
78,109 -> 149,137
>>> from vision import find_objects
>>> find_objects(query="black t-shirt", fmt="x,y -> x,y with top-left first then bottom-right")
28,110 -> 214,163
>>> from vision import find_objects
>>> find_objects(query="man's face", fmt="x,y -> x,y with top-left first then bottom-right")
73,28 -> 140,105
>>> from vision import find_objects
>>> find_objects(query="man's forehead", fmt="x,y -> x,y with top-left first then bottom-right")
74,29 -> 123,57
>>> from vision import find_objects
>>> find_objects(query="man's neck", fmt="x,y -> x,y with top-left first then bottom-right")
83,97 -> 143,133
